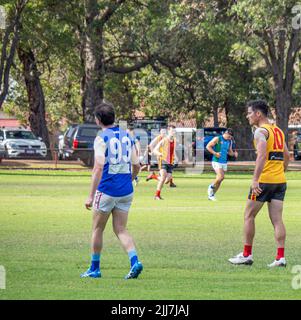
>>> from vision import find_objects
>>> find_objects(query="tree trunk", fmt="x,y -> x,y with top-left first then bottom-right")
0,0 -> 27,108
79,40 -> 86,121
275,88 -> 291,143
212,105 -> 219,127
83,0 -> 105,123
17,47 -> 51,159
228,104 -> 255,161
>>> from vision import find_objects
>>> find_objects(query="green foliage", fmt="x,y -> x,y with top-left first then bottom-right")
1,0 -> 300,135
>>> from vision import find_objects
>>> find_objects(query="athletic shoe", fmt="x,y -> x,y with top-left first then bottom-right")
170,182 -> 177,188
125,261 -> 143,279
154,195 -> 163,200
207,185 -> 214,197
208,195 -> 217,201
267,257 -> 287,268
228,252 -> 253,265
80,268 -> 101,278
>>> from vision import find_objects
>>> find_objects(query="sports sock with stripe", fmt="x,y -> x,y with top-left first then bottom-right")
128,250 -> 138,267
90,253 -> 101,271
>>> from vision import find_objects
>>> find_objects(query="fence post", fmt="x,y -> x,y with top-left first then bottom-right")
54,150 -> 58,169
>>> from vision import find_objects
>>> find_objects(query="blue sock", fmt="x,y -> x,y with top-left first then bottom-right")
128,250 -> 138,267
90,253 -> 100,271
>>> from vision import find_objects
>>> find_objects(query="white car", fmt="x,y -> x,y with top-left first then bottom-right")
0,141 -> 5,161
0,127 -> 47,159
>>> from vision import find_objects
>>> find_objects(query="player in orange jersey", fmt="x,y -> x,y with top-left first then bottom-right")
229,100 -> 290,267
153,126 -> 177,200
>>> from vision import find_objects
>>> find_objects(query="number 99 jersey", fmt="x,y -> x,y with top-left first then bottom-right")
94,126 -> 139,197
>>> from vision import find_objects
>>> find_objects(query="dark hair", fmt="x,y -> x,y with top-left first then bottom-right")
225,128 -> 234,136
246,100 -> 269,117
168,125 -> 176,129
94,101 -> 115,125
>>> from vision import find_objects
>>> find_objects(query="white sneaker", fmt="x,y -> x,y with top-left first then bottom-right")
267,257 -> 287,268
208,195 -> 217,201
228,252 -> 253,265
208,185 -> 214,197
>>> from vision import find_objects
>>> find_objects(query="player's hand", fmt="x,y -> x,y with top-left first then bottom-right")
234,151 -> 238,158
85,196 -> 93,210
214,152 -> 221,158
251,181 -> 262,196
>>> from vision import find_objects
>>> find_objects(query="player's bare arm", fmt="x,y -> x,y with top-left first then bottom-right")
85,157 -> 104,210
206,137 -> 220,158
283,142 -> 290,171
149,136 -> 159,152
228,144 -> 238,158
85,136 -> 105,210
131,144 -> 141,181
153,139 -> 164,157
252,128 -> 267,195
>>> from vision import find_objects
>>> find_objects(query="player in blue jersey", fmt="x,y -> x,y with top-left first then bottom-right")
206,128 -> 238,201
80,102 -> 143,280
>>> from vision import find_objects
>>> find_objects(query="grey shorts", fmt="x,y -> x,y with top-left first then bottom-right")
93,191 -> 134,214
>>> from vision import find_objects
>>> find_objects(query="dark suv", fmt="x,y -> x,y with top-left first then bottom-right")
293,133 -> 301,160
60,124 -> 100,166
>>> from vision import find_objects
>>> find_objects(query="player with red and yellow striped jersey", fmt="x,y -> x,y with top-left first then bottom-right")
153,126 -> 177,200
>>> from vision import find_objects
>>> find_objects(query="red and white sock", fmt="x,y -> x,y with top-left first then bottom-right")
155,190 -> 161,197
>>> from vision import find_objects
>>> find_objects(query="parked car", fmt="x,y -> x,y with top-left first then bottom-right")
293,132 -> 301,160
0,127 -> 47,159
0,140 -> 5,162
60,123 -> 100,166
58,124 -> 77,160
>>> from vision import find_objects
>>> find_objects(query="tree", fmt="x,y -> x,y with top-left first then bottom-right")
0,0 -> 27,108
82,0 -> 182,122
231,0 -> 301,139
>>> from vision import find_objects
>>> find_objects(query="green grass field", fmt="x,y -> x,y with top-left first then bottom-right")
0,169 -> 301,300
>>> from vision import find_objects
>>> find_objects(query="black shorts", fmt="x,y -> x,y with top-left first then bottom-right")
161,163 -> 174,174
248,183 -> 287,202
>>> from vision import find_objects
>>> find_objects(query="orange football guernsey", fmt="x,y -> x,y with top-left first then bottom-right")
154,135 -> 164,169
160,137 -> 176,165
254,123 -> 286,184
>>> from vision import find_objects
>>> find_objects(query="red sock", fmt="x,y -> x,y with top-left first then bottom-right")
155,190 -> 161,197
243,245 -> 252,257
276,248 -> 285,260
151,172 -> 158,180
169,178 -> 173,184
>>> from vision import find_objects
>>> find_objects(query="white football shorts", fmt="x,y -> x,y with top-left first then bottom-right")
212,161 -> 227,172
93,191 -> 134,214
